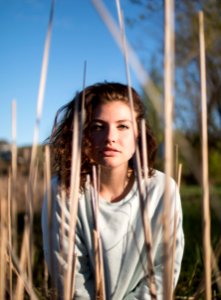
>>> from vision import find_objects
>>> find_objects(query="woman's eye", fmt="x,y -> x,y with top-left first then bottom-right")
118,124 -> 129,130
91,123 -> 104,131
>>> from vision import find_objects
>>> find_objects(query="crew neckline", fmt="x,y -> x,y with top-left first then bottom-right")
98,179 -> 138,207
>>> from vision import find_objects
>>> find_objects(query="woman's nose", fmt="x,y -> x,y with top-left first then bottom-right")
105,126 -> 117,143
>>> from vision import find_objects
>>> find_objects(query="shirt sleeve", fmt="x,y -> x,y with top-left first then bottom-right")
42,179 -> 95,299
73,217 -> 95,299
41,179 -> 66,295
123,177 -> 184,300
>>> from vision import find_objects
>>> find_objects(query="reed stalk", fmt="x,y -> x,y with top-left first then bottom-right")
163,0 -> 175,299
24,1 -> 55,289
7,173 -> 13,300
198,11 -> 211,300
177,164 -> 182,192
11,100 -> 18,258
0,197 -> 7,300
115,1 -> 157,297
64,63 -> 87,300
14,217 -> 29,299
170,146 -> 182,299
29,0 -> 55,176
91,166 -> 106,300
59,187 -> 67,293
24,185 -> 33,288
175,145 -> 182,191
11,100 -> 17,187
44,144 -> 56,298
63,107 -> 79,299
115,0 -> 137,145
91,0 -> 205,194
8,245 -> 39,300
91,0 -> 162,118
63,99 -> 80,300
140,120 -> 157,299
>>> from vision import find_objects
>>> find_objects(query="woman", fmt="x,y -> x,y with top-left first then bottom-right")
42,82 -> 184,299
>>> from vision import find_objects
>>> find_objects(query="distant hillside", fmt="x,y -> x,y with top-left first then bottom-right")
0,140 -> 44,176
0,140 -> 45,212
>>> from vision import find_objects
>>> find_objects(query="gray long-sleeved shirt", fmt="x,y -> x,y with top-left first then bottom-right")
42,170 -> 184,299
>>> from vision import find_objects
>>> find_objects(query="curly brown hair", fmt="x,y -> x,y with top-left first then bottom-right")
49,82 -> 157,189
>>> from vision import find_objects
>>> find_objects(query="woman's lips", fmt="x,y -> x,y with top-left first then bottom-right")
102,147 -> 120,156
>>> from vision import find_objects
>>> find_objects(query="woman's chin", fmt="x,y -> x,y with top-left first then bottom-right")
98,159 -> 128,171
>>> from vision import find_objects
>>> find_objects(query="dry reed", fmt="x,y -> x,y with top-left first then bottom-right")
7,173 -> 13,299
11,100 -> 18,256
163,0 -> 175,299
91,0 -> 163,118
115,1 -> 158,298
44,144 -> 54,298
29,0 -> 55,176
64,62 -> 87,300
199,10 -> 212,300
0,197 -> 7,299
92,166 -> 106,300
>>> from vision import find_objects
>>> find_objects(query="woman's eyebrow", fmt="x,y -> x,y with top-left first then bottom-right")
91,119 -> 104,122
116,119 -> 132,123
91,119 -> 132,123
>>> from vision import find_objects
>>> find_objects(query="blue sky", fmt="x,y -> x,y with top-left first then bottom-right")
0,0 -> 162,146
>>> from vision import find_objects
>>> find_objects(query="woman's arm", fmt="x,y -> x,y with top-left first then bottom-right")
124,178 -> 184,299
41,180 -> 95,299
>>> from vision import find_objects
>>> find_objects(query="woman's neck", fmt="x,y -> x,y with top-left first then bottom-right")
99,166 -> 133,203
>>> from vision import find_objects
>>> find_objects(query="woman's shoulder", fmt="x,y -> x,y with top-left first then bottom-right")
149,169 -> 177,189
150,169 -> 165,183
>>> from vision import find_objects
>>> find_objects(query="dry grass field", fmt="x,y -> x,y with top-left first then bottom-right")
0,152 -> 220,299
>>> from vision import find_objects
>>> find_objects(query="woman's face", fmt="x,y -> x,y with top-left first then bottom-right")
89,101 -> 138,171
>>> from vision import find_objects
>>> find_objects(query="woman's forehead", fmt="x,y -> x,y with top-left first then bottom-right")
92,101 -> 134,117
